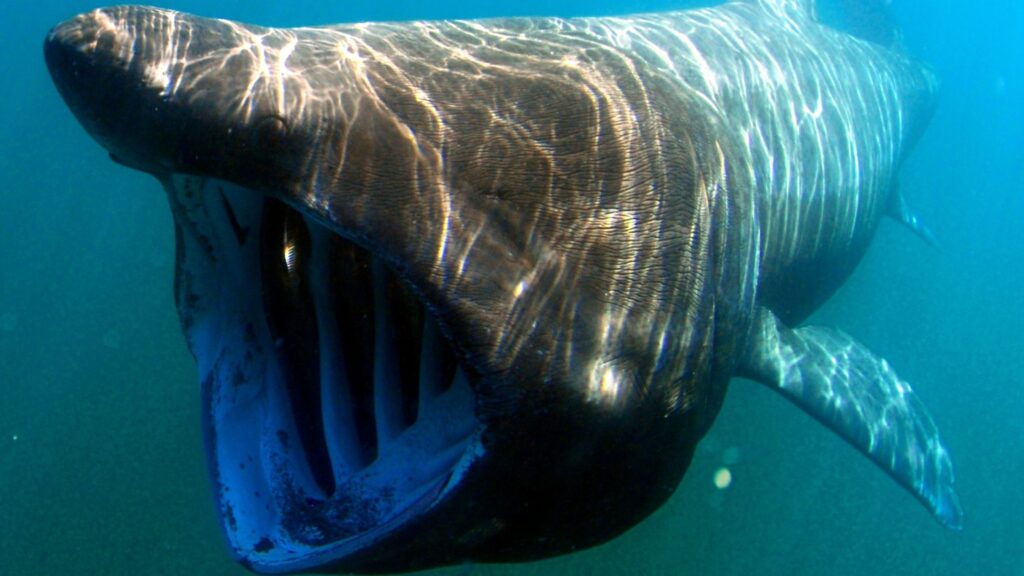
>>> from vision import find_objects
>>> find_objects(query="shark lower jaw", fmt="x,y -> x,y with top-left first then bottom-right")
166,175 -> 483,573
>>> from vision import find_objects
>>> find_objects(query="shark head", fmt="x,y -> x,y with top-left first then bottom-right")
43,7 -> 314,187
46,6 -> 731,573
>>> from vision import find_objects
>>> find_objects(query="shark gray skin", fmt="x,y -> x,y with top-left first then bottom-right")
44,0 -> 961,573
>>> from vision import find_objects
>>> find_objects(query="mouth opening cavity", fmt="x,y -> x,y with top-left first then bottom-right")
173,178 -> 480,571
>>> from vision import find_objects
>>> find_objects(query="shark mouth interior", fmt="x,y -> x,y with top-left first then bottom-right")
167,175 -> 482,571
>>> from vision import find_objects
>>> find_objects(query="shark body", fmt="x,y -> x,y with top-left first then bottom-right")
45,0 -> 960,573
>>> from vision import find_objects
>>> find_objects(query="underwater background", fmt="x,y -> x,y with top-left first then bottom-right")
1,0 -> 1021,574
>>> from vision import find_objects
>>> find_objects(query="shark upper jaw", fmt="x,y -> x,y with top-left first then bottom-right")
169,174 -> 487,573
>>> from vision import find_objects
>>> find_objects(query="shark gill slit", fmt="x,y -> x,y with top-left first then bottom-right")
260,200 -> 336,497
372,255 -> 424,446
259,196 -> 468,503
307,222 -> 363,480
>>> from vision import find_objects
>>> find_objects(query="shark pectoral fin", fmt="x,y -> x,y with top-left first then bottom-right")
739,307 -> 963,529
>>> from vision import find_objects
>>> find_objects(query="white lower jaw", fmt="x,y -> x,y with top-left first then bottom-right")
166,175 -> 483,570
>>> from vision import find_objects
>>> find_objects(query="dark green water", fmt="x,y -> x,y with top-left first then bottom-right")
1,1 -> 1021,574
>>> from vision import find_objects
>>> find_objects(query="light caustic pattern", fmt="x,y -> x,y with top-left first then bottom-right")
64,1 -> 934,270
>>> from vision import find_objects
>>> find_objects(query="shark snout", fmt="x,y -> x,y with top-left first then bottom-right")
45,11 -> 119,143
44,7 -> 162,101
45,8 -> 134,60
45,7 -> 192,174
45,6 -> 181,71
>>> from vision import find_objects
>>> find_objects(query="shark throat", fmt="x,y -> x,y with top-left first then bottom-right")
166,175 -> 483,570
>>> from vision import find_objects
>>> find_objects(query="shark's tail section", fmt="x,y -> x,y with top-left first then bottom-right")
739,307 -> 963,529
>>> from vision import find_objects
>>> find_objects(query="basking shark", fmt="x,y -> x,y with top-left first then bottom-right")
45,0 -> 961,572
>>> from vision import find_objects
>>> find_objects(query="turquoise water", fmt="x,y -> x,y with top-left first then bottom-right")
1,1 -> 1022,574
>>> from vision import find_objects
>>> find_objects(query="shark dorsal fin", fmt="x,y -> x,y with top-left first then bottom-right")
738,0 -> 819,21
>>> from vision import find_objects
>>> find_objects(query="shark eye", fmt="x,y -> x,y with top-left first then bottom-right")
253,113 -> 289,150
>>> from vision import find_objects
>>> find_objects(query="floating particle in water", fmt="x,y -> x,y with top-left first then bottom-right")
713,467 -> 732,490
0,312 -> 16,332
12,434 -> 18,441
722,446 -> 741,465
103,329 -> 122,349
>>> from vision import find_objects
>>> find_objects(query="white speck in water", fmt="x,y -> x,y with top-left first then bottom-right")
12,435 -> 18,441
713,467 -> 732,490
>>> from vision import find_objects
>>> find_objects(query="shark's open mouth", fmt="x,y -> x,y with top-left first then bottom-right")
166,175 -> 483,572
